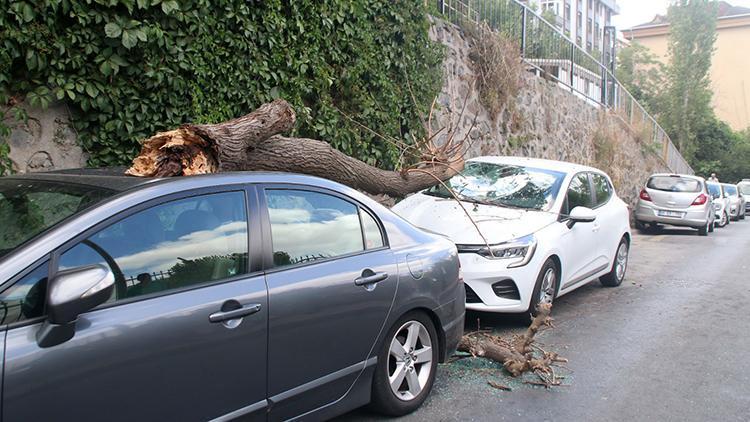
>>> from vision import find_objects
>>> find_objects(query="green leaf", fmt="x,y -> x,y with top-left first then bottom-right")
161,0 -> 179,14
104,22 -> 122,38
121,31 -> 137,48
22,3 -> 35,22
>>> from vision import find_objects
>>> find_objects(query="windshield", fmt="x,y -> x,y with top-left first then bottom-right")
647,176 -> 701,192
424,162 -> 566,211
723,184 -> 738,196
0,179 -> 115,259
738,183 -> 750,195
707,183 -> 722,198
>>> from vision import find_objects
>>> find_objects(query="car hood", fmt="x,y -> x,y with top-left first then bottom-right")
392,193 -> 558,245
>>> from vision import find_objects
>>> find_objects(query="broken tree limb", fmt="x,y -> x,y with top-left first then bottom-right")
125,99 -> 466,198
458,303 -> 560,379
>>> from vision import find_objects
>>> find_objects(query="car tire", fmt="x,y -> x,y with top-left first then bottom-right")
369,311 -> 439,417
526,259 -> 559,320
698,222 -> 708,236
600,237 -> 629,287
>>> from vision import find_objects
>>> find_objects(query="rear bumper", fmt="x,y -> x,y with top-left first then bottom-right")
634,202 -> 709,228
441,310 -> 464,362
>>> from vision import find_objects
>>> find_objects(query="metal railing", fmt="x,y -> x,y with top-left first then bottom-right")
437,0 -> 694,175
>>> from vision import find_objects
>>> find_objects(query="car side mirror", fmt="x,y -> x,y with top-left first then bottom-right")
567,206 -> 596,228
36,265 -> 114,348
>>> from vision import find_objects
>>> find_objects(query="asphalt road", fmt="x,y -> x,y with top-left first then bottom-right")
339,219 -> 750,422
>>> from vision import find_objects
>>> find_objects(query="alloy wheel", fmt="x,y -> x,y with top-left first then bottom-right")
615,242 -> 629,281
539,267 -> 557,304
387,321 -> 433,401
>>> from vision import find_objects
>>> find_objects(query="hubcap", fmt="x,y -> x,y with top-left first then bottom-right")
615,242 -> 628,281
387,321 -> 433,401
539,267 -> 557,304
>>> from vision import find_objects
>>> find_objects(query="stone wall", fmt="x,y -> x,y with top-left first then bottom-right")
429,17 -> 669,207
3,102 -> 86,174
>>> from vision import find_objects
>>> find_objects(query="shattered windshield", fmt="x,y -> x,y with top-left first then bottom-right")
0,179 -> 115,259
424,162 -> 566,211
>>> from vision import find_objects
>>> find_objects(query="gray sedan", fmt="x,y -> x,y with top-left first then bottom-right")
0,169 -> 464,421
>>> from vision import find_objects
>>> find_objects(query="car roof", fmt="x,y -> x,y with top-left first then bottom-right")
1,167 -> 368,195
648,173 -> 704,181
1,167 -> 158,192
468,156 -> 603,175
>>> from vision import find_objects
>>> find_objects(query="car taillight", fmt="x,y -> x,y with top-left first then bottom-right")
639,189 -> 652,202
692,193 -> 708,206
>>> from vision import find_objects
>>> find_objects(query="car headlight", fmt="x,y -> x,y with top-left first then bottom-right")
476,234 -> 537,268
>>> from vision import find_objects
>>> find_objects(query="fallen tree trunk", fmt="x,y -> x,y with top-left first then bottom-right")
126,99 -> 465,197
458,303 -> 567,384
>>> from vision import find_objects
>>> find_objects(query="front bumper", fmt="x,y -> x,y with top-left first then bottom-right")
459,252 -> 538,313
634,201 -> 709,228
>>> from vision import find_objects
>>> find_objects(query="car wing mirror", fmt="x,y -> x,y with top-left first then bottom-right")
567,206 -> 596,229
37,265 -> 114,348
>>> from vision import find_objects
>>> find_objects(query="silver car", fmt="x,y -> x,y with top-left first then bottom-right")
635,174 -> 715,235
0,169 -> 464,421
707,181 -> 731,227
723,183 -> 746,221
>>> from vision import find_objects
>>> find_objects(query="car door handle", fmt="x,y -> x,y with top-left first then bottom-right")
354,271 -> 388,286
209,303 -> 262,323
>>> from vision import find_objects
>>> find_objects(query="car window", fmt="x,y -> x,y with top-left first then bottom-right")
360,209 -> 385,249
647,176 -> 701,192
565,173 -> 593,213
265,189 -> 364,267
0,180 -> 115,259
58,191 -> 249,303
0,262 -> 48,324
592,173 -> 612,207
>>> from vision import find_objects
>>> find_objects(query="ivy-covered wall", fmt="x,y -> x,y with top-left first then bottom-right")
0,0 -> 443,172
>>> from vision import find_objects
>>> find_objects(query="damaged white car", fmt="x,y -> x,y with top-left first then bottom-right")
393,157 -> 631,317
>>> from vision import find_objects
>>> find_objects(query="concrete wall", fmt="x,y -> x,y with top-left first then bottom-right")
430,18 -> 669,207
3,102 -> 86,173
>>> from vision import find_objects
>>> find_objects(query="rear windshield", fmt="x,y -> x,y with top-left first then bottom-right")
647,176 -> 701,193
723,184 -> 738,196
707,183 -> 722,198
738,183 -> 750,195
0,179 -> 115,259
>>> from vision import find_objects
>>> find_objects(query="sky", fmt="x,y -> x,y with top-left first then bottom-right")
613,0 -> 750,31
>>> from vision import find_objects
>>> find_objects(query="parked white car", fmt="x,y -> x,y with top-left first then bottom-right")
722,183 -> 746,221
739,179 -> 750,215
392,157 -> 631,316
707,182 -> 730,227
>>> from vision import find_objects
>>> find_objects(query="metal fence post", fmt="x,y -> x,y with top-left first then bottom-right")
569,43 -> 575,92
438,0 -> 444,14
601,70 -> 607,105
521,7 -> 527,57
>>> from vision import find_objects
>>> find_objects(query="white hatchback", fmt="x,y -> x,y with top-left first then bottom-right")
393,157 -> 632,316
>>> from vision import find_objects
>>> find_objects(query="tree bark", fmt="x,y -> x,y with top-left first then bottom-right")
126,99 -> 463,197
458,303 -> 556,378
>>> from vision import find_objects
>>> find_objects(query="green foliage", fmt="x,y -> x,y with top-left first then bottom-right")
616,41 -> 667,115
0,0 -> 443,169
692,117 -> 750,182
662,0 -> 718,160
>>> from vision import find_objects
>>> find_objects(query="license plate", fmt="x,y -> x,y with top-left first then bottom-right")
658,210 -> 684,218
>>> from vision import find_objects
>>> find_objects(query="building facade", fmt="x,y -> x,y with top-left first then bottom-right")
531,0 -> 620,56
623,2 -> 750,131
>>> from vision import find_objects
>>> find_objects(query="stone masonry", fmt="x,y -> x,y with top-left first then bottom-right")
429,17 -> 669,208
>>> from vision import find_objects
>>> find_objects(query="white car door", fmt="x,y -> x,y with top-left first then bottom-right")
590,172 -> 622,270
558,172 -> 602,290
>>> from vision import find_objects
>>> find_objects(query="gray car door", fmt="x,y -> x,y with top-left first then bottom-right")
260,186 -> 398,420
2,187 -> 269,421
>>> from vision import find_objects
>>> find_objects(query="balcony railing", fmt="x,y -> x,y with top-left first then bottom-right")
437,0 -> 694,175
